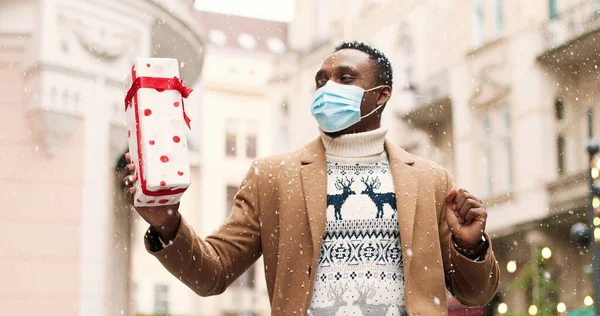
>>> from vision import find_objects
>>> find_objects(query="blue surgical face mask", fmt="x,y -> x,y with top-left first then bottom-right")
311,80 -> 385,133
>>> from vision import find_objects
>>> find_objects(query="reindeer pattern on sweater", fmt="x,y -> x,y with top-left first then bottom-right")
308,159 -> 406,316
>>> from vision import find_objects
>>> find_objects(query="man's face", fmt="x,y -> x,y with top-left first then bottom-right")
314,48 -> 391,135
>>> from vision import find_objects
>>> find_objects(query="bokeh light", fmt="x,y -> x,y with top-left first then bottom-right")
529,305 -> 538,315
498,303 -> 508,314
557,302 -> 566,313
585,296 -> 594,306
507,260 -> 517,273
541,247 -> 552,259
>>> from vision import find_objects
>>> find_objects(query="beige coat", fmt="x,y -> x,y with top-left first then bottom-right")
145,138 -> 500,315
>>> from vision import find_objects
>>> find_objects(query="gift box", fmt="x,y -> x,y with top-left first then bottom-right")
124,58 -> 192,207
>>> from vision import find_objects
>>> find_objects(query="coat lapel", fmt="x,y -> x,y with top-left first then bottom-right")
385,140 -> 418,277
300,138 -> 328,260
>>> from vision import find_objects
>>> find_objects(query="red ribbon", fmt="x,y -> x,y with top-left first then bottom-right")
125,76 -> 193,129
126,69 -> 191,197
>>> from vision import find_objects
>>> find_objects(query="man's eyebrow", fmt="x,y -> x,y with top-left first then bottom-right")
336,65 -> 358,73
315,69 -> 325,78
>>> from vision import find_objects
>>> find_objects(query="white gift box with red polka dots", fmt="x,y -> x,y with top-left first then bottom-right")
125,58 -> 192,207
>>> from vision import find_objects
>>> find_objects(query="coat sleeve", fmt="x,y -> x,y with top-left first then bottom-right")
438,168 -> 500,307
144,162 -> 263,296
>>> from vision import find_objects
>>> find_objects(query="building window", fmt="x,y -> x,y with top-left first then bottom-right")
281,100 -> 289,117
246,134 -> 257,158
226,133 -> 237,157
225,119 -> 238,157
478,115 -> 493,197
495,0 -> 505,35
498,107 -> 512,192
549,0 -> 559,20
477,105 -> 513,198
153,284 -> 169,316
246,120 -> 259,159
473,0 -> 505,46
554,98 -> 564,121
279,125 -> 290,153
557,135 -> 566,175
473,0 -> 485,46
555,97 -> 570,176
226,185 -> 238,214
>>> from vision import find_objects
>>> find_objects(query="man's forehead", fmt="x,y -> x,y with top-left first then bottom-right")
320,49 -> 372,71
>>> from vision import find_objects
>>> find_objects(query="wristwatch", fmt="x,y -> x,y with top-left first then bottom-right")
145,227 -> 164,252
452,235 -> 489,261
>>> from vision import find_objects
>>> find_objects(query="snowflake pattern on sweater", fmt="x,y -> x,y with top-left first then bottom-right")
308,159 -> 406,316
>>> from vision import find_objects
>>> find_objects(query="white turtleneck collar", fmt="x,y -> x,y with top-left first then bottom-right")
319,127 -> 388,162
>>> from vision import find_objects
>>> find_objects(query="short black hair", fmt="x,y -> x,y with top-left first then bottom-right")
334,41 -> 393,88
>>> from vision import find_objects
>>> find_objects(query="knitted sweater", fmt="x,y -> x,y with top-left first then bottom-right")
307,128 -> 406,316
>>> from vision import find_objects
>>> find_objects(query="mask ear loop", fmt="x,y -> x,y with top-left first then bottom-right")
360,85 -> 388,119
363,85 -> 385,92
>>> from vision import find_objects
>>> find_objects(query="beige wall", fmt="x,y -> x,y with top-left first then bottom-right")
0,60 -> 85,314
0,0 -> 205,315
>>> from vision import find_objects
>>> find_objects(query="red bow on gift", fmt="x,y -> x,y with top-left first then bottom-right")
124,76 -> 193,129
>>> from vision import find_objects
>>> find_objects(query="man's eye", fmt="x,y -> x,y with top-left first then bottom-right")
316,79 -> 327,87
341,76 -> 354,83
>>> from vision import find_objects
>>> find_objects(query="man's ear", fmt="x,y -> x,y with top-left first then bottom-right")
377,85 -> 392,105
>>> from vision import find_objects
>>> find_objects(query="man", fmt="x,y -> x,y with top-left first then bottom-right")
124,41 -> 499,315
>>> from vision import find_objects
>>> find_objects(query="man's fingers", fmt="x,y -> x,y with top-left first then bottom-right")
126,163 -> 135,173
445,204 -> 461,231
445,188 -> 458,203
123,174 -> 138,201
464,207 -> 486,224
458,198 -> 483,219
467,192 -> 483,203
454,191 -> 470,211
122,173 -> 138,185
123,175 -> 131,186
125,152 -> 131,163
457,188 -> 468,196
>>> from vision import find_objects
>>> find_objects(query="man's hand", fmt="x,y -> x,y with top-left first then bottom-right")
124,153 -> 181,242
445,188 -> 487,250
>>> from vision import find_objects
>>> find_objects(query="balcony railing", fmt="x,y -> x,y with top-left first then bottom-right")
416,69 -> 450,106
543,0 -> 600,51
396,69 -> 450,117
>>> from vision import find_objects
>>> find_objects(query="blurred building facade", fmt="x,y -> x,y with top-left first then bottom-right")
0,0 -> 207,315
4,0 -> 600,315
272,0 -> 600,313
0,0 -> 292,314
